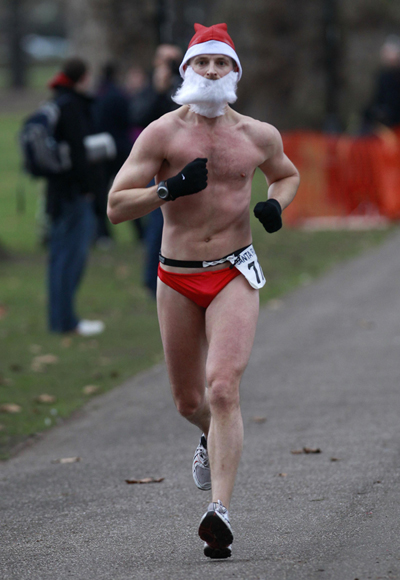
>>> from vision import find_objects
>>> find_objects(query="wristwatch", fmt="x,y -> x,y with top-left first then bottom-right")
157,180 -> 172,201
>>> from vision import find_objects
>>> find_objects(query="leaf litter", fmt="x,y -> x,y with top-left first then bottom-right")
35,394 -> 57,404
291,447 -> 322,455
125,477 -> 164,484
0,403 -> 22,414
52,457 -> 82,464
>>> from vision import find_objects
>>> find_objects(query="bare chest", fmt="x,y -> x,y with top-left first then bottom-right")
165,124 -> 264,185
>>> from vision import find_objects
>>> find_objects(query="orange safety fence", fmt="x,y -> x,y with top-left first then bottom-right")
281,127 -> 400,227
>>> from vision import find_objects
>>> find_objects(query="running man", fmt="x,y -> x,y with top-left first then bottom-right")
108,23 -> 299,558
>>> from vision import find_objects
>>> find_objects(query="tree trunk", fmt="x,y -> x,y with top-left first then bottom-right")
7,0 -> 27,88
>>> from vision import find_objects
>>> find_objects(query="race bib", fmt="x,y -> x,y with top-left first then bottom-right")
227,245 -> 266,289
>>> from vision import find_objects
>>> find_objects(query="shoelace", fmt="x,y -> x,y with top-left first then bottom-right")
196,448 -> 209,468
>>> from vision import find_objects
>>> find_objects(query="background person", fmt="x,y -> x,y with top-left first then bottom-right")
362,35 -> 400,132
130,44 -> 183,296
46,57 -> 105,336
94,62 -> 145,246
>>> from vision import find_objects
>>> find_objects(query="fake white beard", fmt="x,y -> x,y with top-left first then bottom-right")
172,66 -> 239,118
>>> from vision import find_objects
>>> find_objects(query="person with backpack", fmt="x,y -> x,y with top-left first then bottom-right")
45,57 -> 105,336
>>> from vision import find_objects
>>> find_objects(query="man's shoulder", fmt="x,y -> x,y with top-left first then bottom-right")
237,113 -> 281,141
140,108 -> 185,137
132,108 -> 184,156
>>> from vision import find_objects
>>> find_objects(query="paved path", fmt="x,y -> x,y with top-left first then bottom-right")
2,231 -> 400,580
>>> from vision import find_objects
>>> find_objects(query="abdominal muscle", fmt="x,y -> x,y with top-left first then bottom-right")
159,182 -> 253,274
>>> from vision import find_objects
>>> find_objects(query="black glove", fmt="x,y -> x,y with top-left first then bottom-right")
166,158 -> 208,200
254,198 -> 282,233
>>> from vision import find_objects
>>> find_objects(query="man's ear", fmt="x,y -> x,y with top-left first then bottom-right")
231,58 -> 239,73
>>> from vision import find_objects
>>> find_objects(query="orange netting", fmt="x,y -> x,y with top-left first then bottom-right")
281,127 -> 400,226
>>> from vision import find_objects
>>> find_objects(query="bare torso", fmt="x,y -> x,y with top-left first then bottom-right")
109,104 -> 297,273
154,106 -> 272,270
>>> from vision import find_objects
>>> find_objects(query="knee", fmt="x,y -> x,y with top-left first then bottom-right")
208,374 -> 240,414
174,392 -> 204,419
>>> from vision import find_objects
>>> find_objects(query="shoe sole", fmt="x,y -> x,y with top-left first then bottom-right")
198,512 -> 233,550
204,544 -> 232,559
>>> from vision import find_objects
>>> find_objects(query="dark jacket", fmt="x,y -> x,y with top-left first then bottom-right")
364,66 -> 400,128
94,80 -> 133,168
130,71 -> 181,128
46,82 -> 102,219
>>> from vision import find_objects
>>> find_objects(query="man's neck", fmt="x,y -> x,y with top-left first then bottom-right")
189,105 -> 235,126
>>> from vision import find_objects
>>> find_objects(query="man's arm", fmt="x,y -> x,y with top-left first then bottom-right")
107,121 -> 208,224
107,124 -> 166,224
258,126 -> 300,211
254,125 -> 300,233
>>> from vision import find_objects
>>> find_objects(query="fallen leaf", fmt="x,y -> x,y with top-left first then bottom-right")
330,457 -> 340,462
33,354 -> 59,365
35,394 -> 57,404
0,376 -> 12,386
52,457 -> 81,464
29,344 -> 42,354
279,473 -> 288,477
82,385 -> 99,396
291,447 -> 322,455
61,337 -> 72,348
0,305 -> 7,319
0,403 -> 22,414
252,416 -> 267,423
125,477 -> 164,484
31,354 -> 59,372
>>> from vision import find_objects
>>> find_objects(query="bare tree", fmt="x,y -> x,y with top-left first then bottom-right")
66,0 -> 159,75
65,0 -> 400,130
7,0 -> 27,88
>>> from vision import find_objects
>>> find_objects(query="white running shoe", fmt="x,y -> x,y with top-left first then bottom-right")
192,434 -> 211,491
198,500 -> 233,551
76,319 -> 105,337
203,542 -> 232,559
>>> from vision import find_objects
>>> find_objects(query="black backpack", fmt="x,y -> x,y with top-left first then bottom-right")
19,95 -> 72,178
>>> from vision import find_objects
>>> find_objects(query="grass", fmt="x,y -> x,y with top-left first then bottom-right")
0,63 -> 61,90
0,112 -> 395,459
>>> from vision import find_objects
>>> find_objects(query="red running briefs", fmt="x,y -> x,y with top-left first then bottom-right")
157,264 -> 241,308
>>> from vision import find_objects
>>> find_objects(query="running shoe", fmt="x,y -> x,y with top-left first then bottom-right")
198,500 -> 234,550
203,542 -> 232,559
192,434 -> 211,491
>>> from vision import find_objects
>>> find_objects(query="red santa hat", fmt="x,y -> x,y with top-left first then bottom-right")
179,23 -> 242,80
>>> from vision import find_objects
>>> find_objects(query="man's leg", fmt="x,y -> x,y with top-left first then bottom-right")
157,278 -> 210,433
205,274 -> 259,509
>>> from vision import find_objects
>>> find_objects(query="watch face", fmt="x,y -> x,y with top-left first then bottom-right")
158,185 -> 169,200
